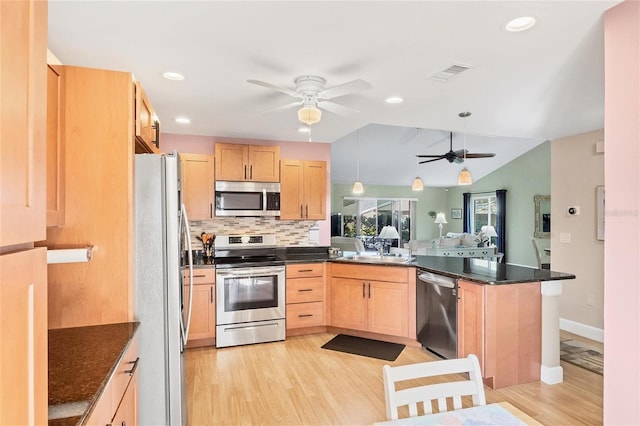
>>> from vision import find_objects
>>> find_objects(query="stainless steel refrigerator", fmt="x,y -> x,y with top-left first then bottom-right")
134,152 -> 194,425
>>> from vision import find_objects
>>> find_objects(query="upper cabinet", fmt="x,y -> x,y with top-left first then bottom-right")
134,81 -> 160,154
181,153 -> 215,220
215,142 -> 280,182
0,0 -> 47,246
280,160 -> 326,220
46,64 -> 66,227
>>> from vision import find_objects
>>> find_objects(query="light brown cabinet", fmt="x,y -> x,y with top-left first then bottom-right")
280,160 -> 326,220
183,268 -> 216,347
134,81 -> 160,154
330,264 -> 411,338
215,142 -> 280,182
46,64 -> 66,227
45,66 -> 136,328
86,333 -> 139,426
286,263 -> 326,330
0,1 -> 48,424
180,153 -> 215,220
457,279 -> 542,389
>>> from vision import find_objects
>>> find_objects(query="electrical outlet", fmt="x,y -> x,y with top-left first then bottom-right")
559,232 -> 571,243
587,293 -> 595,307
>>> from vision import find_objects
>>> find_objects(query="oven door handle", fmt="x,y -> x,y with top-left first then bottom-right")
216,266 -> 284,277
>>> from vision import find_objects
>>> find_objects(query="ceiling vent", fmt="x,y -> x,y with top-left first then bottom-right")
431,64 -> 470,81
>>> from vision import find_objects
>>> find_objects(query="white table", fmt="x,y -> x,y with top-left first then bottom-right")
425,246 -> 498,258
374,402 -> 542,426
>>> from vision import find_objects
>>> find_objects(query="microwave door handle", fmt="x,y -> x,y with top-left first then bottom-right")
181,204 -> 194,347
263,189 -> 267,212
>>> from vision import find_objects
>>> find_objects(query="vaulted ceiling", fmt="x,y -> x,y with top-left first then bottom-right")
48,1 -> 619,187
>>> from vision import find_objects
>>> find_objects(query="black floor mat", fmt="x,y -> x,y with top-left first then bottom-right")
321,334 -> 405,361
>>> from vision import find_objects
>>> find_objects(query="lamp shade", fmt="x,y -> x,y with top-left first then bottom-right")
352,181 -> 364,194
482,225 -> 498,237
411,176 -> 424,191
298,106 -> 322,125
378,225 -> 400,239
458,167 -> 473,185
434,212 -> 448,224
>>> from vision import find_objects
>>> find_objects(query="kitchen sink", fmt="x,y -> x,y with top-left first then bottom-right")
336,254 -> 414,264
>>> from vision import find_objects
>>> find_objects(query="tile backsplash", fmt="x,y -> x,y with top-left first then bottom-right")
189,217 -> 320,249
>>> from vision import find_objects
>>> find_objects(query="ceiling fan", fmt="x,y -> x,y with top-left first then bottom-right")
416,132 -> 496,164
247,75 -> 371,124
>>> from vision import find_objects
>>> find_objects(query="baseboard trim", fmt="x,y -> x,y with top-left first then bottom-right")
541,365 -> 564,384
560,318 -> 604,343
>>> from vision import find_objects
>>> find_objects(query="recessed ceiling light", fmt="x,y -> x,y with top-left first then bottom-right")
505,16 -> 536,32
175,117 -> 191,124
385,96 -> 403,104
163,72 -> 185,81
298,127 -> 311,133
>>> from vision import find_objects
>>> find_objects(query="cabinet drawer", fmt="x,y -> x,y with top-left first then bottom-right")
286,263 -> 324,278
287,302 -> 324,328
331,263 -> 409,283
183,268 -> 215,284
111,333 -> 139,416
286,277 -> 324,303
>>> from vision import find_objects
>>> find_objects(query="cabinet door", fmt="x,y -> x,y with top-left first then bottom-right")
367,281 -> 408,337
112,372 -> 137,426
0,0 -> 47,246
279,160 -> 303,219
248,145 -> 280,182
330,278 -> 367,330
215,143 -> 248,181
46,64 -> 65,227
457,280 -> 485,369
134,82 -> 159,153
302,160 -> 326,220
0,248 -> 48,426
185,284 -> 216,342
181,154 -> 214,220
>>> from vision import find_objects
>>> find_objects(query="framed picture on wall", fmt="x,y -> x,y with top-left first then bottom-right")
596,185 -> 605,240
451,208 -> 462,220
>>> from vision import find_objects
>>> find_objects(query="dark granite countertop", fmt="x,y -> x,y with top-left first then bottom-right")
411,255 -> 575,284
48,322 -> 139,425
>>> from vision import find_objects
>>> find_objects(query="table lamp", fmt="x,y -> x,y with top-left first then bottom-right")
481,225 -> 498,246
434,212 -> 447,239
378,225 -> 400,254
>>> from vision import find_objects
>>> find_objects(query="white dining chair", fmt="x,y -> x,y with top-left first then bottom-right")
382,354 -> 486,420
530,237 -> 550,269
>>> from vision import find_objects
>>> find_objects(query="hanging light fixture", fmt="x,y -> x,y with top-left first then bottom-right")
458,111 -> 473,186
411,158 -> 424,191
297,105 -> 322,125
352,130 -> 364,194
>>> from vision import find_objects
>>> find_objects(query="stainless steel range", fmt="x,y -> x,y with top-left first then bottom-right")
214,235 -> 286,348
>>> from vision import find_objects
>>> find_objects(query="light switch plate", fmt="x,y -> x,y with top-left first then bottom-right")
559,232 -> 571,243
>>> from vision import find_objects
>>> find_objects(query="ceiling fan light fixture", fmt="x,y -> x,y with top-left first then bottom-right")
297,106 -> 322,125
352,181 -> 364,194
458,167 -> 473,185
411,176 -> 424,191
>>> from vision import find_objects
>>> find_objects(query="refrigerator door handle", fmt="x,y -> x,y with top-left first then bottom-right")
180,204 -> 194,347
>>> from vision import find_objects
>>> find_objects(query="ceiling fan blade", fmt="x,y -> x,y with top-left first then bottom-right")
261,100 -> 302,114
419,156 -> 446,164
317,100 -> 358,115
319,79 -> 372,99
247,79 -> 298,97
465,153 -> 496,158
416,154 -> 444,158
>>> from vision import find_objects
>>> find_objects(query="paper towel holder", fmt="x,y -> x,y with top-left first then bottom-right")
47,245 -> 94,264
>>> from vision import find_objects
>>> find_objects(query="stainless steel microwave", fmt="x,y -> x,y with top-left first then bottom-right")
215,181 -> 280,217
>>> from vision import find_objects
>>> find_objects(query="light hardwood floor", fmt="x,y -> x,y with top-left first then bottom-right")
186,331 -> 602,425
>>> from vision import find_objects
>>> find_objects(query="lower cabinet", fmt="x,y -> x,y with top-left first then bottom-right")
286,263 -> 326,331
86,333 -> 139,426
457,279 -> 542,389
330,264 -> 411,338
183,268 -> 216,347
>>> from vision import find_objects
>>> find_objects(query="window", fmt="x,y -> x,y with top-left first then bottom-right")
339,197 -> 416,252
470,194 -> 497,235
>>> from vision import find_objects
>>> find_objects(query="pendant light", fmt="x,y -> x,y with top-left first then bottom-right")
411,158 -> 424,191
458,111 -> 473,186
352,130 -> 364,194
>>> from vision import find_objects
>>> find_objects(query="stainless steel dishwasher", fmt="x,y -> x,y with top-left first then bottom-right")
416,270 -> 458,359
